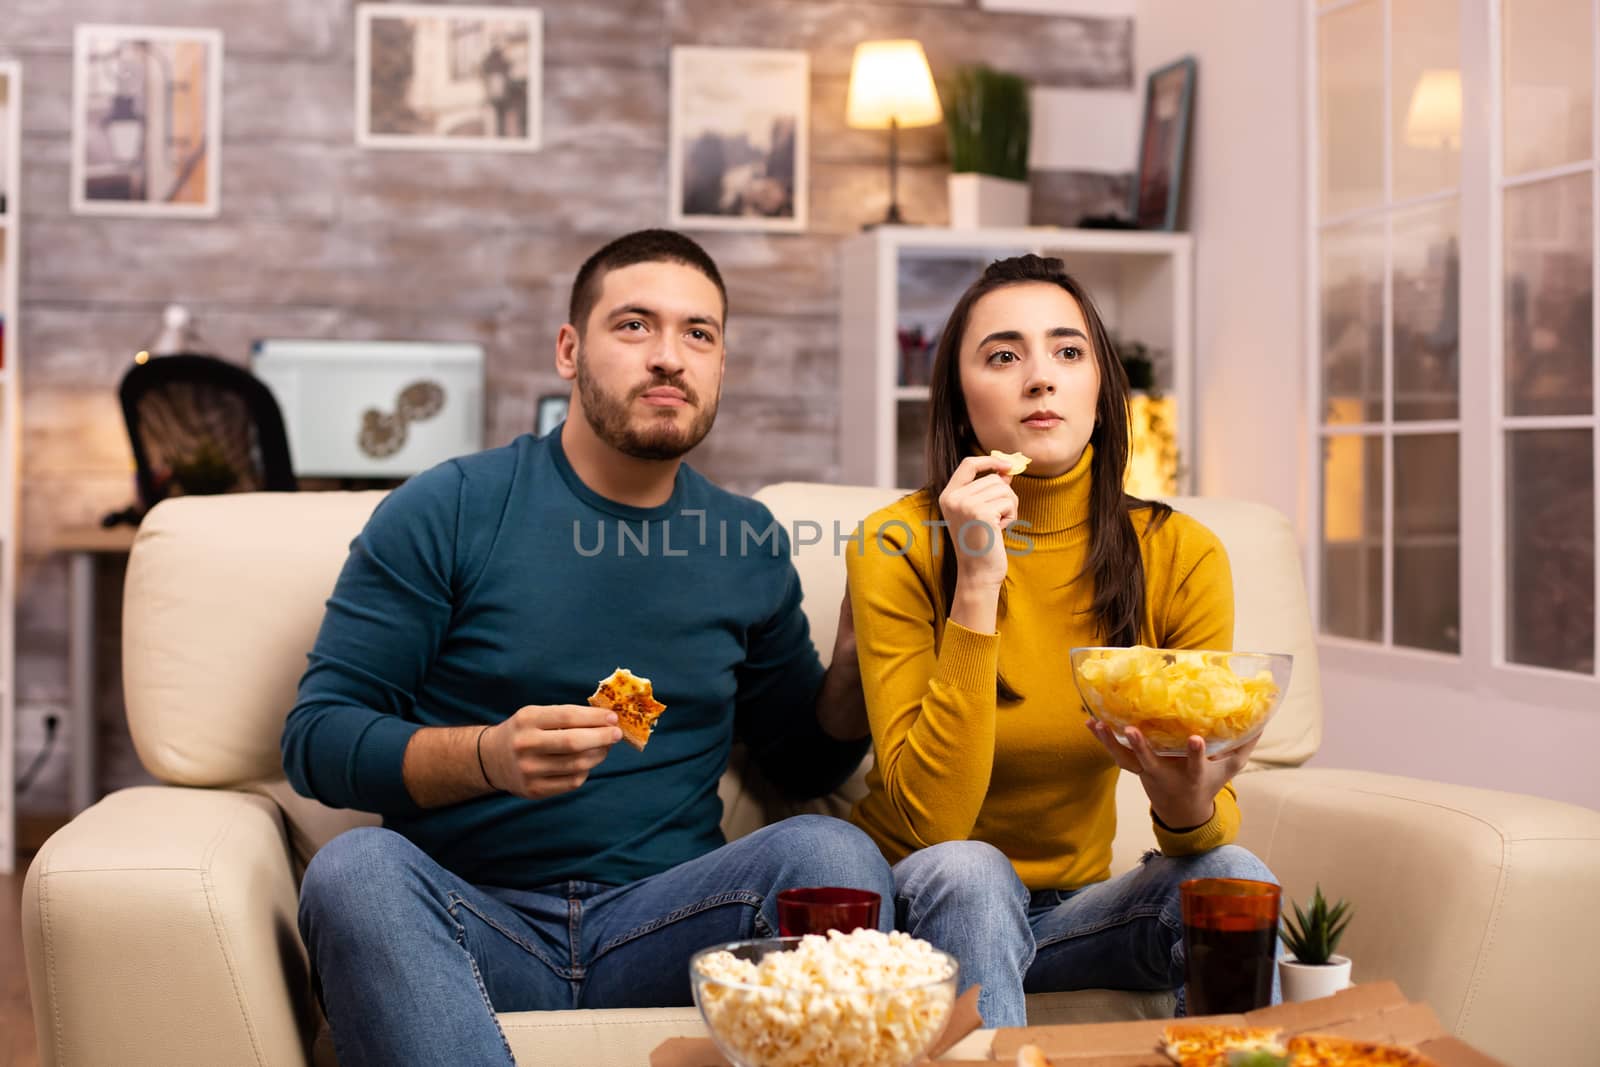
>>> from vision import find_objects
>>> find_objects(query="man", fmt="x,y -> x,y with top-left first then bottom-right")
282,229 -> 891,1067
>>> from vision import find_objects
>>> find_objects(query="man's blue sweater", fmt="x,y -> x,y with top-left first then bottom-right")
281,431 -> 866,889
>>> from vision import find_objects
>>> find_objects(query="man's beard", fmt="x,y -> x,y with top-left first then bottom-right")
575,352 -> 719,461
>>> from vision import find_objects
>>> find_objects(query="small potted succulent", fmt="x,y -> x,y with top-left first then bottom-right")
1279,885 -> 1355,1002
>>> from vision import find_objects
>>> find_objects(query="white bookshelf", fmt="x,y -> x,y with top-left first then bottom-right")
0,61 -> 19,874
838,226 -> 1194,492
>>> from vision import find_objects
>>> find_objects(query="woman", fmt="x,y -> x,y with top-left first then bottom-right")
847,255 -> 1276,1028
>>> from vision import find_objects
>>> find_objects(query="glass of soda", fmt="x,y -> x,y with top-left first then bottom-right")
776,887 -> 881,937
1180,877 -> 1281,1014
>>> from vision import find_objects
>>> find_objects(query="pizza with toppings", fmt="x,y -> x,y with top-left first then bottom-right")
587,667 -> 667,751
1285,1034 -> 1427,1066
1162,1025 -> 1287,1067
1159,1025 -> 1431,1067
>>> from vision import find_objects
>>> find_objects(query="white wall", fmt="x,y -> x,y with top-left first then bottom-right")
1134,0 -> 1306,525
1314,654 -> 1600,810
1134,1 -> 1600,812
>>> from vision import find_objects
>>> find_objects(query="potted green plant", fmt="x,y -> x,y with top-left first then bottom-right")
1111,334 -> 1155,391
941,64 -> 1030,229
1279,884 -> 1354,1002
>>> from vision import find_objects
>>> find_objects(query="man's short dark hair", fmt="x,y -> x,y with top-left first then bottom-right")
568,229 -> 728,335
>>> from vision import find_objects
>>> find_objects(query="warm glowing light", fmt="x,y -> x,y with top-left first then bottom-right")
845,40 -> 943,130
1126,393 -> 1178,498
1405,69 -> 1462,149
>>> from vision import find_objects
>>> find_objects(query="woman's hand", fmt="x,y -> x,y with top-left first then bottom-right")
938,454 -> 1020,592
1086,720 -> 1259,830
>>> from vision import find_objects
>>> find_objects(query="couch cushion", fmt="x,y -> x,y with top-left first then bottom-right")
123,491 -> 389,788
1162,497 -> 1320,768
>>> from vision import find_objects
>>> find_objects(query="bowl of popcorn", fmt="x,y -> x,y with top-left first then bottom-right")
689,928 -> 959,1067
1069,645 -> 1293,757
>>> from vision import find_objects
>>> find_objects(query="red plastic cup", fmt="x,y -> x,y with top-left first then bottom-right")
776,887 -> 882,936
1180,877 -> 1281,1015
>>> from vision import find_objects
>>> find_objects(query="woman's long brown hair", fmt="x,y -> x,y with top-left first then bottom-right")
924,254 -> 1170,668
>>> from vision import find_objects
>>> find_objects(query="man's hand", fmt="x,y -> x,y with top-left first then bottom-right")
834,587 -> 856,662
814,588 -> 870,741
1087,720 -> 1258,831
482,705 -> 623,800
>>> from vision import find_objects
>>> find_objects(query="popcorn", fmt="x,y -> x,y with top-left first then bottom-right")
693,928 -> 957,1067
1074,646 -> 1282,752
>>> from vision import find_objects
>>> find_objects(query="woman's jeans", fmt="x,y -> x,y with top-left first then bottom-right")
893,840 -> 1280,1028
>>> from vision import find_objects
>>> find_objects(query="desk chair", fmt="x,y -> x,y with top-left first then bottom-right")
116,353 -> 296,519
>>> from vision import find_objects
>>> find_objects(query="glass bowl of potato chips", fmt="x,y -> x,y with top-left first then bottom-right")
1068,646 -> 1293,757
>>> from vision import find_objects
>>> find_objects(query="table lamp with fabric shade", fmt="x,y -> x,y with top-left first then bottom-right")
846,39 -> 942,226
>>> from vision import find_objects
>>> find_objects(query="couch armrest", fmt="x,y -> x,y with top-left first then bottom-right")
1234,767 -> 1600,1065
22,786 -> 314,1067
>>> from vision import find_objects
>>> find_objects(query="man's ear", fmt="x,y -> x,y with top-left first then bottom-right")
555,323 -> 580,381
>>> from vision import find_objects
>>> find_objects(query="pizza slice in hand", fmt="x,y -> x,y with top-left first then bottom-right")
587,667 -> 667,751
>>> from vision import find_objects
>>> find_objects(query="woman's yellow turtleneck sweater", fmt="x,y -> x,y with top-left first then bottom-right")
846,445 -> 1241,891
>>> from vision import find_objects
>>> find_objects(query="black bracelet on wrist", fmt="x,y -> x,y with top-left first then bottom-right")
1152,804 -> 1214,835
475,725 -> 495,790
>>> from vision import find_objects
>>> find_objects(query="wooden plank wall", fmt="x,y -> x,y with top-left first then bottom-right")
3,0 -> 1132,807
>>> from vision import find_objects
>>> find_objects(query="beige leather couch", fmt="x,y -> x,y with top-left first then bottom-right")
22,486 -> 1600,1066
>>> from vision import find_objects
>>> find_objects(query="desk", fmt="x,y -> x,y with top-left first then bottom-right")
56,525 -> 137,814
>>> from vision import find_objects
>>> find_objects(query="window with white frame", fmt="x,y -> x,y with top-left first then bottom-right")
1312,0 -> 1598,682
1498,0 -> 1596,675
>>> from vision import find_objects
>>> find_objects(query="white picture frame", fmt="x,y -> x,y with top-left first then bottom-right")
71,24 -> 224,218
356,3 -> 542,152
668,46 -> 809,232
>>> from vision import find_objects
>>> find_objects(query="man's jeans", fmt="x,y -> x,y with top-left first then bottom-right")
299,815 -> 895,1067
894,841 -> 1279,1028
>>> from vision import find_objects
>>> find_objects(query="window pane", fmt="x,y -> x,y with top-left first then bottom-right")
1394,433 -> 1460,652
1393,201 -> 1460,420
1506,429 -> 1595,673
1504,175 -> 1594,416
1393,0 -> 1461,201
1319,2 -> 1385,218
1322,222 -> 1385,424
1503,0 -> 1593,177
1322,434 -> 1384,641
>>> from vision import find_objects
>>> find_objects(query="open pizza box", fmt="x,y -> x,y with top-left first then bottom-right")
966,982 -> 1509,1066
649,983 -> 1509,1066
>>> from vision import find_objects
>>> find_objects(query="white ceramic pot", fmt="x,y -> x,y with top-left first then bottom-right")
1278,953 -> 1353,1002
947,173 -> 1030,229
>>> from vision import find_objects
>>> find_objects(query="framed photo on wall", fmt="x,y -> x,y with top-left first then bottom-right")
0,67 -> 12,217
71,25 -> 224,217
668,46 -> 808,232
356,3 -> 542,151
1130,55 -> 1196,232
